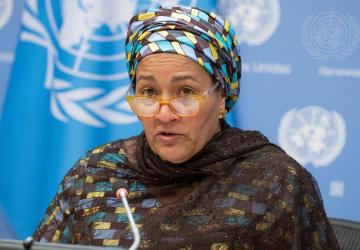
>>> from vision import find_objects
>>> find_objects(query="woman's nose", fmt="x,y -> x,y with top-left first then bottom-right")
154,103 -> 179,123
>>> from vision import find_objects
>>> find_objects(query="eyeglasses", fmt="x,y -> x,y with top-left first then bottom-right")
125,82 -> 219,117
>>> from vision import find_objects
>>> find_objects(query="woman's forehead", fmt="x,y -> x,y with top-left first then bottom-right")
136,53 -> 212,83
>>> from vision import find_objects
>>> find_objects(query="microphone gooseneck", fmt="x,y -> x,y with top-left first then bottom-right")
114,182 -> 140,250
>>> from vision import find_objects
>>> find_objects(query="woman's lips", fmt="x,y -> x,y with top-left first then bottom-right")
155,132 -> 181,144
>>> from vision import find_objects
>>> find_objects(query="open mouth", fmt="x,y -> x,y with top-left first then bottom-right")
156,131 -> 180,142
160,132 -> 176,136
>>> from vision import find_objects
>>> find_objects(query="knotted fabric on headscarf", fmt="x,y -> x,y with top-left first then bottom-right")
125,6 -> 241,111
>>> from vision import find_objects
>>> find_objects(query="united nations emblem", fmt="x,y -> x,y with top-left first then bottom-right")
302,11 -> 360,60
0,0 -> 13,29
278,106 -> 346,167
217,0 -> 280,46
20,0 -> 193,127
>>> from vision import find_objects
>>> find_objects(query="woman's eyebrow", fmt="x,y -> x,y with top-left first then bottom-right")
172,75 -> 201,84
136,74 -> 156,82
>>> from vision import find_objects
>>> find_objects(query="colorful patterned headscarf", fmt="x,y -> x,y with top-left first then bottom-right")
125,6 -> 241,111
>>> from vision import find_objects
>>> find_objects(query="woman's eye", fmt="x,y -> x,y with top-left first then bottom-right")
179,87 -> 194,96
141,88 -> 156,96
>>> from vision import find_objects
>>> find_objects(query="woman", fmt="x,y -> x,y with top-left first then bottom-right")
33,6 -> 339,249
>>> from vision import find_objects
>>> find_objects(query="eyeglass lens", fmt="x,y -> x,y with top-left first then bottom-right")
130,95 -> 201,116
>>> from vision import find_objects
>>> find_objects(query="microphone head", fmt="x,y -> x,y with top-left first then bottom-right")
112,180 -> 129,199
116,188 -> 129,199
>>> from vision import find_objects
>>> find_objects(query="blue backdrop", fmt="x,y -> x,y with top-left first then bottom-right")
0,0 -> 359,239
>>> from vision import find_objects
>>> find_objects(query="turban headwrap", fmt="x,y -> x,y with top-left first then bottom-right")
125,6 -> 241,111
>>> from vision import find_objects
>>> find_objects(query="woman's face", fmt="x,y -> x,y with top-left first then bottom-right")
135,53 -> 225,164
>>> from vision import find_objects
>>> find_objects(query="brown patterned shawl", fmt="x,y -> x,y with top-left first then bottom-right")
33,122 -> 339,249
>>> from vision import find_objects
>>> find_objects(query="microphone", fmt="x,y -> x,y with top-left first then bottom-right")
113,181 -> 140,250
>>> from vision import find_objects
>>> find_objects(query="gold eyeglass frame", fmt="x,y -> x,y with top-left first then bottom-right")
125,82 -> 220,117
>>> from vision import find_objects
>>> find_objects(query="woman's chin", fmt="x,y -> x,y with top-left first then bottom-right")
156,148 -> 193,164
